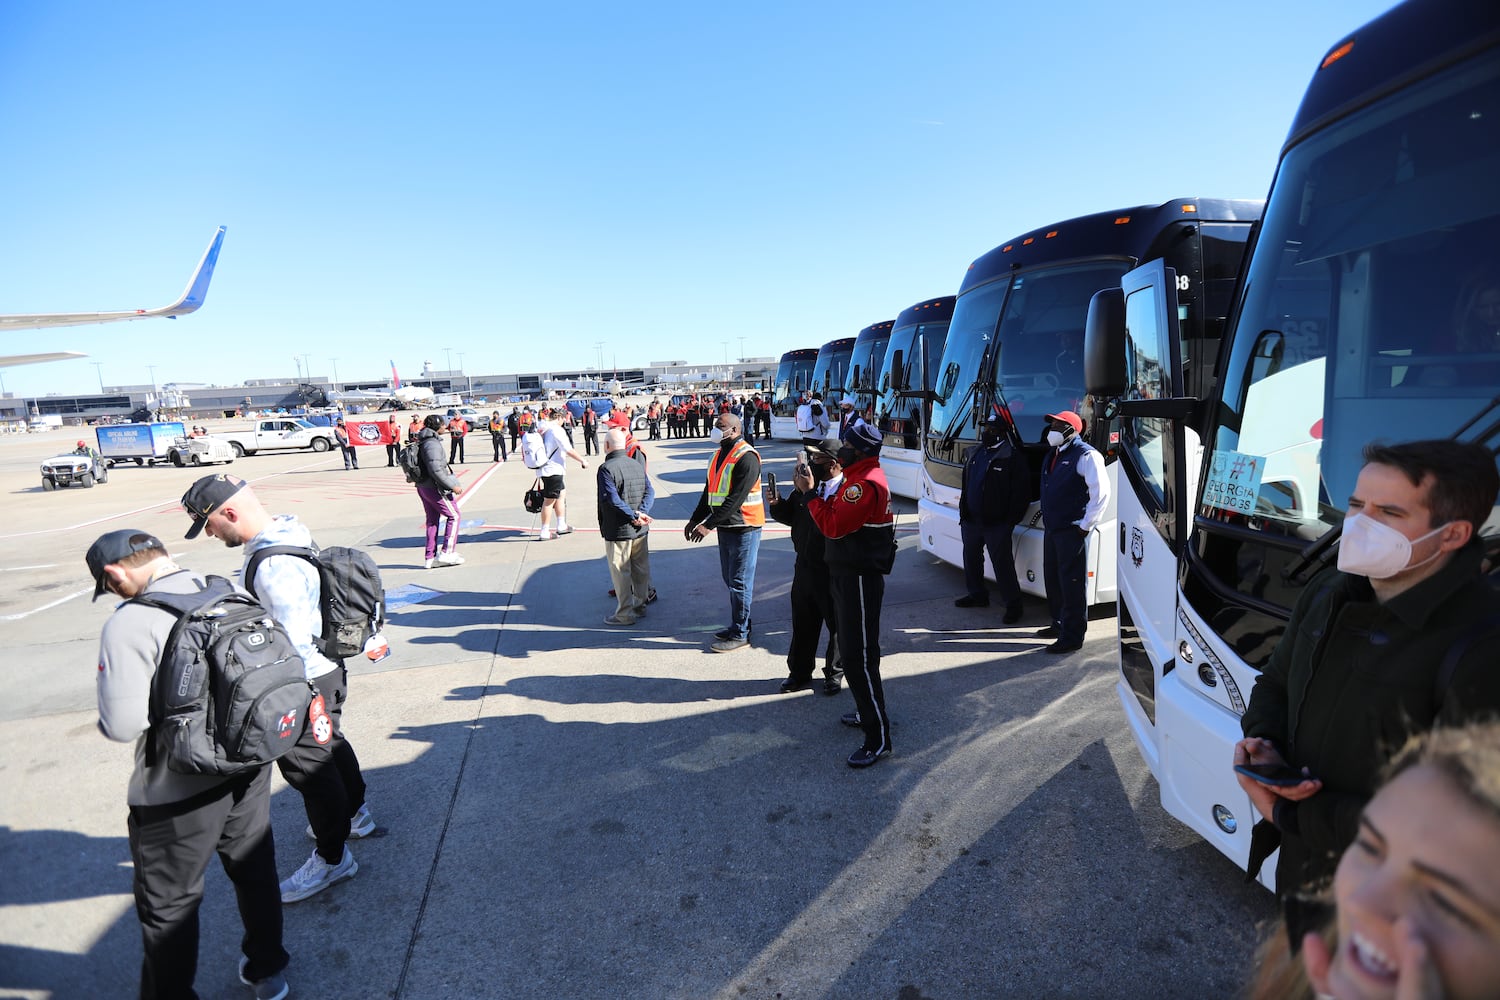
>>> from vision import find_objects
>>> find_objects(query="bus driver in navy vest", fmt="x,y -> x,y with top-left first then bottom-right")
1037,410 -> 1108,654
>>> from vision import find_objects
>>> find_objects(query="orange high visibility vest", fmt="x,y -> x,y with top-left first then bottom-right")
706,439 -> 765,526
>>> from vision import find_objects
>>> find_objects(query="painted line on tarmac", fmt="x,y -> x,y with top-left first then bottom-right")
0,564 -> 60,571
0,586 -> 95,621
454,462 -> 501,509
0,456 -> 334,540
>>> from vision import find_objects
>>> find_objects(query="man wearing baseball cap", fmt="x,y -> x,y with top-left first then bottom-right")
182,474 -> 374,904
1038,410 -> 1109,654
87,528 -> 290,999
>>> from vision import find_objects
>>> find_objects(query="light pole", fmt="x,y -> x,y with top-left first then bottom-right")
330,358 -> 339,386
721,341 -> 728,364
444,347 -> 453,375
300,354 -> 312,381
293,356 -> 302,381
458,353 -> 470,397
738,336 -> 746,361
594,341 -> 604,373
92,362 -> 105,392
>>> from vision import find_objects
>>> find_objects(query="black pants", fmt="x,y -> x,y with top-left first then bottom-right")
830,572 -> 889,753
509,429 -> 519,452
1043,527 -> 1089,645
787,565 -> 841,684
584,428 -> 598,455
129,767 -> 287,999
449,436 -> 465,464
491,431 -> 507,462
276,666 -> 366,864
961,518 -> 1021,606
386,442 -> 399,467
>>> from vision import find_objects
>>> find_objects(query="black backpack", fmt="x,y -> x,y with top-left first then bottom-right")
132,576 -> 311,775
245,544 -> 387,660
398,441 -> 424,483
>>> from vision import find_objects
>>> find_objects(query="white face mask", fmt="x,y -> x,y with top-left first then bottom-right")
1046,430 -> 1066,449
1336,512 -> 1450,580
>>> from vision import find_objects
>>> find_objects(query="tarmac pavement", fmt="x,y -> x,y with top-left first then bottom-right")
0,421 -> 1273,999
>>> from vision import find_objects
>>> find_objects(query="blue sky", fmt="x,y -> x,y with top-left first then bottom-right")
0,0 -> 1397,399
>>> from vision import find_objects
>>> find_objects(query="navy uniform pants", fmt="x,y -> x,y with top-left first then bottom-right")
1042,526 -> 1089,645
830,572 -> 889,754
786,565 -> 841,685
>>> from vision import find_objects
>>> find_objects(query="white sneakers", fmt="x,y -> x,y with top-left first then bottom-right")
280,845 -> 358,903
305,802 -> 376,842
433,551 -> 464,566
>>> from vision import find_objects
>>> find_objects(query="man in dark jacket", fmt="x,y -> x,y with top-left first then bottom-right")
955,416 -> 1031,622
686,413 -> 763,653
767,443 -> 843,696
1236,438 -> 1500,944
597,428 -> 656,626
804,419 -> 896,768
414,414 -> 464,568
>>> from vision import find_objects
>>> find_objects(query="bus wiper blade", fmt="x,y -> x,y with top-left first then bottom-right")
1284,394 -> 1500,585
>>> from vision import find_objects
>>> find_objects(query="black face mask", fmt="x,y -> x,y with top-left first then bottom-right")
809,462 -> 832,483
836,446 -> 858,468
980,429 -> 1000,446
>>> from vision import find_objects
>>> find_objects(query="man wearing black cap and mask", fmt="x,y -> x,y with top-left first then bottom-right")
1038,409 -> 1109,654
955,415 -> 1031,622
803,418 -> 897,767
87,529 -> 291,1000
766,442 -> 844,696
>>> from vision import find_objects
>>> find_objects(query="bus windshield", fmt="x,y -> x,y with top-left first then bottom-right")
876,315 -> 950,450
929,260 -> 1131,453
845,327 -> 892,415
1205,55 -> 1500,540
771,352 -> 817,418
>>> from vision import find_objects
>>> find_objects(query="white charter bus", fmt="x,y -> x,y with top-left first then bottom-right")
875,296 -> 954,499
918,200 -> 1260,604
1086,0 -> 1500,886
768,347 -> 819,442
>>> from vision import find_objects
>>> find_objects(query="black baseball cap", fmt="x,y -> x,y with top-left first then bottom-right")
85,529 -> 166,600
181,474 -> 247,539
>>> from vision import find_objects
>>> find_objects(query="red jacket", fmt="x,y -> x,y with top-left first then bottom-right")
807,456 -> 896,575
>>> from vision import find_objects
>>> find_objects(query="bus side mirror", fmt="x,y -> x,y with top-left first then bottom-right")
889,349 -> 906,390
1085,286 -> 1128,397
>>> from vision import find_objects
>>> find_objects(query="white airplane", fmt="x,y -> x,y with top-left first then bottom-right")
327,361 -> 436,409
0,227 -> 226,368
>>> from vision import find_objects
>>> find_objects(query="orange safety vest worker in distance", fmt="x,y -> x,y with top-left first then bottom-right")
705,438 -> 766,527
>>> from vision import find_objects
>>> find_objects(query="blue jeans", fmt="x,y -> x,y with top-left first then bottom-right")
717,527 -> 761,639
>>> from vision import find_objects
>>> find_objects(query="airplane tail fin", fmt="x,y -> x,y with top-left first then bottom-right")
390,361 -> 402,389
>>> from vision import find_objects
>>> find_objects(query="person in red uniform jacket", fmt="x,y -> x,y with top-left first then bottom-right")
801,418 -> 897,768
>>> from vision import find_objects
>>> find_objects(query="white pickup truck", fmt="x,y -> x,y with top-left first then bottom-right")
218,418 -> 338,457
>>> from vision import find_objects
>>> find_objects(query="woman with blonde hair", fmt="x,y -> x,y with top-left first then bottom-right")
1249,720 -> 1500,999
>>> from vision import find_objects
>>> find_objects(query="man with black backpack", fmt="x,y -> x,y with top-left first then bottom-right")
89,529 -> 292,1000
182,474 -> 375,906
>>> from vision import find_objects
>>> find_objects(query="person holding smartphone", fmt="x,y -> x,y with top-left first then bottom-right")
767,444 -> 844,696
1235,439 -> 1500,949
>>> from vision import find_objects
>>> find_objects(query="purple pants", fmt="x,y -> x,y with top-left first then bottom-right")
417,485 -> 461,558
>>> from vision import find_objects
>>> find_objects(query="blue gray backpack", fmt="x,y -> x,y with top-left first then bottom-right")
132,576 -> 311,775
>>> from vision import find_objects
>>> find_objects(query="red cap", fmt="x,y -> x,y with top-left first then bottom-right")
1044,410 -> 1083,433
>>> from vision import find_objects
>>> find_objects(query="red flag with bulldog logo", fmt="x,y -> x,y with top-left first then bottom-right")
347,421 -> 395,447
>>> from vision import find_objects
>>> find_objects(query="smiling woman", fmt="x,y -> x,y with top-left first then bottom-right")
1248,721 -> 1500,1000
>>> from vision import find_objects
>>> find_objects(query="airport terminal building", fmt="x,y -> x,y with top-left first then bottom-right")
0,358 -> 775,429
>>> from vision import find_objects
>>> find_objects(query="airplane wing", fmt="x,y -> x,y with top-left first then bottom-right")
0,226 -> 226,332
0,351 -> 88,369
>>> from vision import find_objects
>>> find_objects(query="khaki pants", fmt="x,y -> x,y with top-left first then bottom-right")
605,536 -> 653,621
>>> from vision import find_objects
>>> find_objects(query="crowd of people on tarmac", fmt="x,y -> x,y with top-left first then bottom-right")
81,381 -> 1500,997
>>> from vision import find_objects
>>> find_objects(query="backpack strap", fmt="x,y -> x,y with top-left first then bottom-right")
242,544 -> 316,599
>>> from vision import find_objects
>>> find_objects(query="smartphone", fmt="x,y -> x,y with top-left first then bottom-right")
1234,762 -> 1310,787
766,472 -> 778,497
